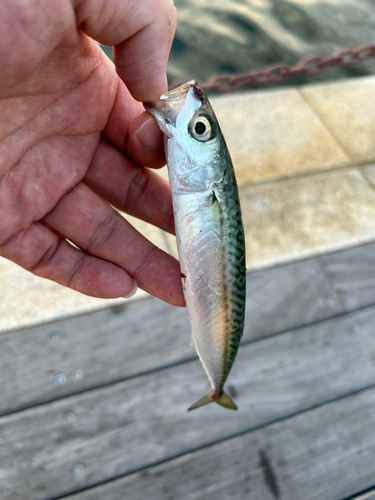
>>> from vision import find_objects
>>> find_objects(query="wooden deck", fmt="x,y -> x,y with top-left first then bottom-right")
3,242 -> 375,500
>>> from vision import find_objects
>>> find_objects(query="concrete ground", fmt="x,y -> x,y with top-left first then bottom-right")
1,75 -> 375,332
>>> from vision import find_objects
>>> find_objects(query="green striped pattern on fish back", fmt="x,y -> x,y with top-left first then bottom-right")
218,158 -> 246,391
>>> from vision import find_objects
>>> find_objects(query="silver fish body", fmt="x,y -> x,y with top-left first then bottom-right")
145,82 -> 246,411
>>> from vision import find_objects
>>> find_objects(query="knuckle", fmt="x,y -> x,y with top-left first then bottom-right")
86,211 -> 121,253
67,254 -> 86,289
133,245 -> 160,284
30,237 -> 64,274
122,168 -> 150,213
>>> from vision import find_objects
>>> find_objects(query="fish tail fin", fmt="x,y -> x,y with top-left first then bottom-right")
187,391 -> 238,411
216,391 -> 238,410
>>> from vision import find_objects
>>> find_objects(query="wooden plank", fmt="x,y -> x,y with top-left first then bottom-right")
0,258 -> 343,415
1,307 -> 375,500
245,257 -> 343,338
66,387 -> 375,500
318,242 -> 375,310
0,297 -> 191,415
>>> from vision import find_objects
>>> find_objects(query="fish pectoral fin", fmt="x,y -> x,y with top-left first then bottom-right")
187,391 -> 238,411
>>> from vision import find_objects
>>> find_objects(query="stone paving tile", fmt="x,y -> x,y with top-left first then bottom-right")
300,76 -> 375,163
361,164 -> 375,189
0,258 -> 127,333
0,216 -> 168,332
159,167 -> 375,271
240,168 -> 375,270
154,165 -> 169,182
162,231 -> 179,260
209,87 -> 350,185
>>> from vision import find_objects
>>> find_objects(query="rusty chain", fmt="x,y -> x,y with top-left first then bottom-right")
169,44 -> 375,93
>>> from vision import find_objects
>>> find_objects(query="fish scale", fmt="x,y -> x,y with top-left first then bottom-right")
145,81 -> 246,411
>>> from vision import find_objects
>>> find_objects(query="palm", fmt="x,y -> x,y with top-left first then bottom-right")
0,0 -> 183,306
4,36 -> 115,223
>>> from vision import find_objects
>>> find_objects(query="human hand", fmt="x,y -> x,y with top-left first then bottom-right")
0,0 -> 184,306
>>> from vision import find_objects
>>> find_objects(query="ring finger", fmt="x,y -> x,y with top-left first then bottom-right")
42,182 -> 184,306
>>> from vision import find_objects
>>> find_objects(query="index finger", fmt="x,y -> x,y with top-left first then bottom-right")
74,0 -> 177,102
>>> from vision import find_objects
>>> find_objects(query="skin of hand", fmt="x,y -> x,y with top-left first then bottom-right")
0,0 -> 185,306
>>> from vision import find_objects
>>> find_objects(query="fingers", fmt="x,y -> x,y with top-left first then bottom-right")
83,139 -> 174,234
74,0 -> 177,101
101,79 -> 144,152
0,223 -> 137,298
42,182 -> 184,306
126,111 -> 166,168
101,80 -> 165,167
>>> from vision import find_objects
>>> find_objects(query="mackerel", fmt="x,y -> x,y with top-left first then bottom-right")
145,81 -> 246,411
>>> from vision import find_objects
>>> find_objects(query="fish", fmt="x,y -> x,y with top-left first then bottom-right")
144,81 -> 246,411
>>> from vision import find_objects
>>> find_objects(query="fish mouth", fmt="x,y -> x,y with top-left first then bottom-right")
144,80 -> 199,137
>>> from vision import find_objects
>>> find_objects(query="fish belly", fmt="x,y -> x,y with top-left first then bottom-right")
172,189 -> 245,393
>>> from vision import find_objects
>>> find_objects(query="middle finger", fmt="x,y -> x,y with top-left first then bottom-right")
43,182 -> 184,306
83,138 -> 175,235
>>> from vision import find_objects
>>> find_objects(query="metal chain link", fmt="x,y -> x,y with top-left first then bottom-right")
170,44 -> 375,93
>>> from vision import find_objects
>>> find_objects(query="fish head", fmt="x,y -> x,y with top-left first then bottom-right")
144,81 -> 228,193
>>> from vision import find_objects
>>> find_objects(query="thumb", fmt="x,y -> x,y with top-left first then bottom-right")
74,0 -> 176,102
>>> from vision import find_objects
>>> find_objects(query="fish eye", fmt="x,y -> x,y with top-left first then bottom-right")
190,115 -> 214,142
195,121 -> 207,135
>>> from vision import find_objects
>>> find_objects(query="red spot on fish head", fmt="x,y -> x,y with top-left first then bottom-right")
195,86 -> 205,98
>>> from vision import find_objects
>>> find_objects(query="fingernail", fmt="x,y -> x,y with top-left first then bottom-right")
136,117 -> 162,151
123,280 -> 138,299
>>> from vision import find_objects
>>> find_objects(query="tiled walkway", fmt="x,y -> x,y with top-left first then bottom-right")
1,75 -> 375,331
